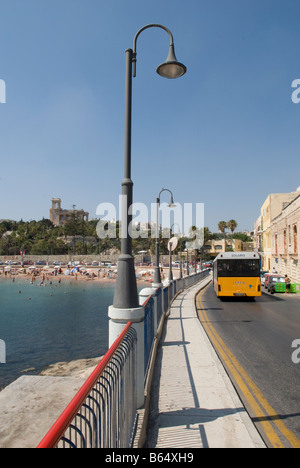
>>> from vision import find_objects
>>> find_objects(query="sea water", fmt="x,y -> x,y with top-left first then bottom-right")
0,278 -> 116,389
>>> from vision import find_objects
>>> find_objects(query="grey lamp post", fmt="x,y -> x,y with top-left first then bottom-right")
170,222 -> 180,281
168,238 -> 173,282
112,24 -> 186,309
153,188 -> 175,289
109,24 -> 186,409
186,248 -> 189,276
179,238 -> 183,279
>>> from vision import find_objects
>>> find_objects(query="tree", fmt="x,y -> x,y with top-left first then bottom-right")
227,220 -> 238,250
227,219 -> 238,235
233,233 -> 253,242
218,221 -> 227,238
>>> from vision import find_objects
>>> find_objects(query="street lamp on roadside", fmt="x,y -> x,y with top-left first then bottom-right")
153,188 -> 175,289
186,248 -> 190,276
112,24 -> 186,309
108,24 -> 186,409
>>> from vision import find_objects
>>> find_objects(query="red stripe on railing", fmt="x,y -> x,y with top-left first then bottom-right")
37,321 -> 133,449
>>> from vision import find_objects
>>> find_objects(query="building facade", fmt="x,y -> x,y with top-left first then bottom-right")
271,193 -> 300,283
254,215 -> 262,252
203,238 -> 254,257
255,191 -> 299,271
50,198 -> 89,227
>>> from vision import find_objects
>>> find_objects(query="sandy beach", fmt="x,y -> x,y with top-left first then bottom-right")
0,264 -> 181,286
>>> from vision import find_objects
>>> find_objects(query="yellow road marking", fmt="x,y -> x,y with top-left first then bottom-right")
196,287 -> 300,449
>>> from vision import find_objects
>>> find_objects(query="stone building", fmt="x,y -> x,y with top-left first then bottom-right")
271,192 -> 300,283
50,198 -> 89,227
254,191 -> 299,271
202,238 -> 254,257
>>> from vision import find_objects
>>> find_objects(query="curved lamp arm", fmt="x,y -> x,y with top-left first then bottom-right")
158,187 -> 175,207
132,23 -> 186,79
134,24 -> 174,52
155,188 -> 175,241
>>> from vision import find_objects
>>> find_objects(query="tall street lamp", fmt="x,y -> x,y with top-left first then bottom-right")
112,24 -> 186,310
186,248 -> 190,276
153,188 -> 175,289
108,25 -> 186,408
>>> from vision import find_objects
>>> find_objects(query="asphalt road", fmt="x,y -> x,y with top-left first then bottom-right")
196,283 -> 300,448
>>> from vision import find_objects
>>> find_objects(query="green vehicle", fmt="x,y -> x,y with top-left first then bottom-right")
268,276 -> 285,294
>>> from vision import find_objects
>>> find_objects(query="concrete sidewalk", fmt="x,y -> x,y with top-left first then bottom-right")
144,276 -> 266,448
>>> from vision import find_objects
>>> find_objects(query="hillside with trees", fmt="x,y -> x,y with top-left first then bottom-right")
0,218 -> 252,259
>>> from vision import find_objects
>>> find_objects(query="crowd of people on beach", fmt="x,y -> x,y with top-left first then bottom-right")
0,264 -> 159,284
0,266 -> 115,281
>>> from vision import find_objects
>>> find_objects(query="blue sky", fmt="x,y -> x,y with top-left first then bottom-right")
0,0 -> 300,233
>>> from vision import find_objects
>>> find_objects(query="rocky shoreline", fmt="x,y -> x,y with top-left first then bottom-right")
39,356 -> 104,380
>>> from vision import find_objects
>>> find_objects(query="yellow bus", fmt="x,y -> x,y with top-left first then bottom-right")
213,252 -> 261,298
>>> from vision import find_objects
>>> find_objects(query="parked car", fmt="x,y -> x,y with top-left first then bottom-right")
267,276 -> 285,294
264,273 -> 281,290
260,270 -> 269,276
260,270 -> 269,286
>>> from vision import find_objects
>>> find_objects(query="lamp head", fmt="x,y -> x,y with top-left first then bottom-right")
168,194 -> 176,208
156,44 -> 187,79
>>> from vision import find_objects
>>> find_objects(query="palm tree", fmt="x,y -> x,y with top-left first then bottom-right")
218,221 -> 227,237
218,221 -> 227,252
227,219 -> 237,235
227,220 -> 238,250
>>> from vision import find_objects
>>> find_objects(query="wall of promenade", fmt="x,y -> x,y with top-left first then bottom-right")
0,253 -> 184,265
0,254 -> 120,264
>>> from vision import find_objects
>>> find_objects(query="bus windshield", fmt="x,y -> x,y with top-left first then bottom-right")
217,259 -> 260,278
